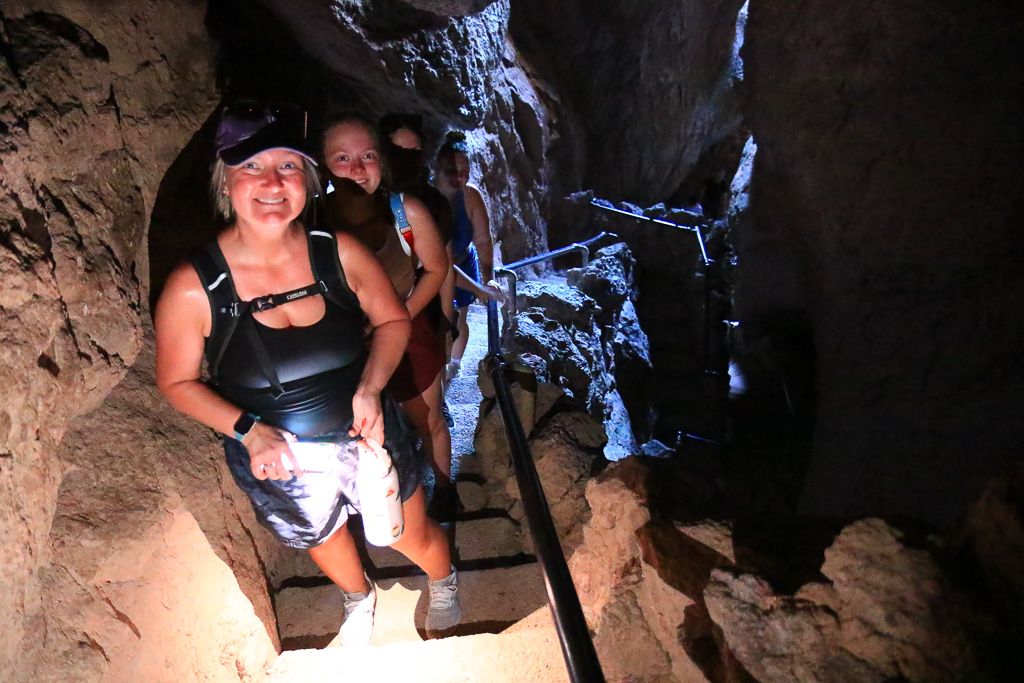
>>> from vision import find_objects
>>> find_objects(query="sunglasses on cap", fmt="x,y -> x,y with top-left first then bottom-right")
222,100 -> 307,134
216,99 -> 315,167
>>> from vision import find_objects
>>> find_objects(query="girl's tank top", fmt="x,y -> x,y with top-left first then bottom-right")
374,208 -> 416,299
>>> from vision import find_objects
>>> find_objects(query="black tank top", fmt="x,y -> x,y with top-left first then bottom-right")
211,289 -> 368,438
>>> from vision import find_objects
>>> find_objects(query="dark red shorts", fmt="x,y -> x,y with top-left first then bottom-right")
388,303 -> 446,403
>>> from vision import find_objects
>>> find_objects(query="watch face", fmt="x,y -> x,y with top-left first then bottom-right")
234,413 -> 257,438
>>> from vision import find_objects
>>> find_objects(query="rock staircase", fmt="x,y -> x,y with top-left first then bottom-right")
267,302 -> 572,682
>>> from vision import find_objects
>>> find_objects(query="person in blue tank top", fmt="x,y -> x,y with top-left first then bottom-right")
434,131 -> 501,378
154,101 -> 461,643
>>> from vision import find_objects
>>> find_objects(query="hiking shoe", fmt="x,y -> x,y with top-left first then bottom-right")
442,399 -> 456,430
339,574 -> 376,647
425,566 -> 461,638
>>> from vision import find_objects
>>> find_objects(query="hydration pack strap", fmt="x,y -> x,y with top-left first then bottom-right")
250,284 -> 319,313
190,243 -> 243,381
243,317 -> 286,399
389,192 -> 415,258
308,229 -> 360,311
390,192 -> 410,230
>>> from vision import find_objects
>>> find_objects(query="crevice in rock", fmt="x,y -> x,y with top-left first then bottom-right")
8,12 -> 109,64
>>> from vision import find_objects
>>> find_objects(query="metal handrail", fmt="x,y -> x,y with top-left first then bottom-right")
493,232 -> 613,320
590,199 -> 710,266
589,198 -> 717,374
484,238 -> 608,683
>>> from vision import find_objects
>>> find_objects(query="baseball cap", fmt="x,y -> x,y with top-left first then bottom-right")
215,100 -> 317,167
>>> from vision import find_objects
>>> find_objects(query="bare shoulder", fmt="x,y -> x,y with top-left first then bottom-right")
464,184 -> 488,211
401,193 -> 431,221
333,230 -> 365,253
154,259 -> 211,335
160,259 -> 206,306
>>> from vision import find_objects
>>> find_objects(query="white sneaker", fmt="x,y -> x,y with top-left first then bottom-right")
425,566 -> 461,637
339,574 -> 376,647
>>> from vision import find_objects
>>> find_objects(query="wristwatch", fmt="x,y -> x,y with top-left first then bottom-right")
233,413 -> 260,442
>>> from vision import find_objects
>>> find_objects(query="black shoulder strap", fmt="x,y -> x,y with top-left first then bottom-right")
189,242 -> 244,381
307,228 -> 360,311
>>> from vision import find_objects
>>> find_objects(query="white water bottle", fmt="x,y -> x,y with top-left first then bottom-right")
355,438 -> 405,546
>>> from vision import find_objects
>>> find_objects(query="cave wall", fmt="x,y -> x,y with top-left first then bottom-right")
233,0 -> 552,264
741,1 -> 1024,525
3,1 -> 560,677
510,0 -> 745,205
0,0 -> 219,677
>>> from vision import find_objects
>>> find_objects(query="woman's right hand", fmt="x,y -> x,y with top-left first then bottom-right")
243,423 -> 302,480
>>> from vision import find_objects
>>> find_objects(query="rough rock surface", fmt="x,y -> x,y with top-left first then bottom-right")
228,0 -> 551,264
510,0 -> 745,204
548,192 -> 727,442
568,243 -> 654,443
505,410 -> 604,552
742,1 -> 1024,525
474,378 -> 603,551
506,243 -> 651,457
0,2 -> 217,676
568,459 -> 719,682
705,519 -> 978,682
18,333 -> 277,681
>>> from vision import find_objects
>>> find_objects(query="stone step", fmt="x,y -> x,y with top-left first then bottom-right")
268,614 -> 567,683
276,562 -> 547,649
456,477 -> 487,511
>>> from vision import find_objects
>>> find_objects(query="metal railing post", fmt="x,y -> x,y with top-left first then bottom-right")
494,267 -> 519,320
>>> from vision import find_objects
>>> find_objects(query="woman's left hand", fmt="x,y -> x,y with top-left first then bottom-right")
482,280 -> 509,305
350,388 -> 385,445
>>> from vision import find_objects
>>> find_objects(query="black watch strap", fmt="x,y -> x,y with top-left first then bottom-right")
233,413 -> 259,442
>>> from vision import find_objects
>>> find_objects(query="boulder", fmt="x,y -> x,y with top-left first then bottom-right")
474,373 -> 604,550
0,3 -> 217,676
506,409 -> 604,553
508,246 -> 654,457
22,334 -> 278,681
568,459 -> 735,682
705,519 -> 979,682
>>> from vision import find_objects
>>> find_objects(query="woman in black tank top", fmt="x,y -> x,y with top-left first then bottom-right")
154,101 -> 461,641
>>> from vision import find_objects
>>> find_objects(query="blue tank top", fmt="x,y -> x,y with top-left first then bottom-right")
451,189 -> 474,259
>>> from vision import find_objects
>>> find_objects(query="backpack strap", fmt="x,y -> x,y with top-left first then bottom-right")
189,243 -> 245,382
390,192 -> 410,230
389,192 -> 415,257
307,229 -> 360,311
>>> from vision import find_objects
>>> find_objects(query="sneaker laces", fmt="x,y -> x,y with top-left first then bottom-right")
429,571 -> 458,610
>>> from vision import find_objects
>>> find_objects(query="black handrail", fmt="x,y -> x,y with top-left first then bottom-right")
484,245 -> 606,682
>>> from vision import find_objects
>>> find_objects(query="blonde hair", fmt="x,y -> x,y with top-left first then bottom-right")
210,155 -> 321,222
